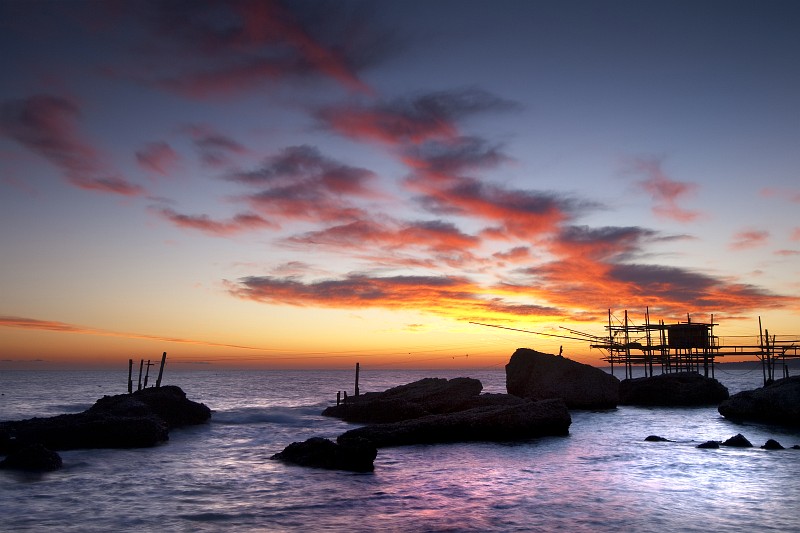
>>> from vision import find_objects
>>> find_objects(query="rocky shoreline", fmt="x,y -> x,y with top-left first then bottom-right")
0,385 -> 211,472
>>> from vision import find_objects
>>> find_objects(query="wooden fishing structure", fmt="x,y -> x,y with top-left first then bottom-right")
128,352 -> 168,393
473,310 -> 800,386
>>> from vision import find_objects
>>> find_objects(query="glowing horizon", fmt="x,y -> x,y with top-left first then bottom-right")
1,1 -> 798,370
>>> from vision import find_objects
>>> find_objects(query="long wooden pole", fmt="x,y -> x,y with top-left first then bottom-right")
354,362 -> 360,397
128,359 -> 133,393
137,359 -> 144,391
155,352 -> 167,388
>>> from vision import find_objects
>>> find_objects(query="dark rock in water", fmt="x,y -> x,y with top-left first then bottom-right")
793,445 -> 800,450
697,440 -> 720,449
0,386 -> 210,453
721,434 -> 752,448
0,443 -> 62,472
718,376 -> 800,427
337,398 -> 571,448
322,377 -> 504,423
645,435 -> 671,442
761,439 -> 784,450
271,437 -> 377,472
505,348 -> 619,409
619,372 -> 729,406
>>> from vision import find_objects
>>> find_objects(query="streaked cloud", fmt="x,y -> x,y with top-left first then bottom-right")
153,207 -> 277,236
729,229 -> 770,250
135,141 -> 181,177
0,94 -> 144,195
628,157 -> 700,222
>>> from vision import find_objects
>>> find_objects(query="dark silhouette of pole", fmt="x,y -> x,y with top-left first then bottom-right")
155,352 -> 167,388
143,359 -> 153,388
128,359 -> 133,393
354,362 -> 360,397
137,359 -> 144,391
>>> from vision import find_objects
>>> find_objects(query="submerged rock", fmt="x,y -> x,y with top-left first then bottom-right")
337,398 -> 571,448
619,372 -> 729,406
697,440 -> 720,449
718,376 -> 800,426
721,433 -> 753,448
761,439 -> 784,450
505,348 -> 619,409
644,435 -> 671,442
0,443 -> 62,472
0,386 -> 210,453
271,437 -> 377,472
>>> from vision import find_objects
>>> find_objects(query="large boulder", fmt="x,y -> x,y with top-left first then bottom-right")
619,372 -> 729,406
506,348 -> 619,409
0,386 -> 211,453
718,376 -> 800,426
322,377 -> 489,423
337,398 -> 571,448
0,443 -> 63,472
271,437 -> 377,472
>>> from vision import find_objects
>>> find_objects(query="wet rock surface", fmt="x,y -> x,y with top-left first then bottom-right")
271,437 -> 377,472
505,348 -> 619,409
0,386 -> 211,454
337,398 -> 571,448
718,376 -> 800,426
0,443 -> 63,472
620,372 -> 729,406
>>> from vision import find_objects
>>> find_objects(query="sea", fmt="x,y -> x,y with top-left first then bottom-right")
1,366 -> 799,532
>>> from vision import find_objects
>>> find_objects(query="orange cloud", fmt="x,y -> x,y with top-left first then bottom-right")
0,316 -> 264,351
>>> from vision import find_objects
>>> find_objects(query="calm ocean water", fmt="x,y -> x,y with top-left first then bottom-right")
1,366 -> 799,532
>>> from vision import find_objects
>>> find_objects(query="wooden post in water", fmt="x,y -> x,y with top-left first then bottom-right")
137,359 -> 144,391
354,362 -> 360,397
155,352 -> 167,388
143,359 -> 153,388
337,391 -> 341,406
128,359 -> 133,393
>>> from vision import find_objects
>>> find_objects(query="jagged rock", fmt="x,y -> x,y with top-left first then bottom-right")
722,433 -> 752,448
322,377 -> 494,423
337,398 -> 571,448
718,376 -> 800,426
0,443 -> 62,472
762,439 -> 784,450
0,386 -> 210,453
697,440 -> 720,449
505,348 -> 619,409
619,372 -> 729,406
271,437 -> 377,472
645,435 -> 671,442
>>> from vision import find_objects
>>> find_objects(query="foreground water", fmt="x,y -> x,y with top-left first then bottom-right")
1,367 -> 799,532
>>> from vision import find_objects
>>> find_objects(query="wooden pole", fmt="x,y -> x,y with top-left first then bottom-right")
155,352 -> 167,388
137,359 -> 144,391
128,359 -> 133,394
337,391 -> 341,406
354,362 -> 360,397
143,359 -> 153,388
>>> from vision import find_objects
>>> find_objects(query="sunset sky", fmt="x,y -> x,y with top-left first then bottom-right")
1,0 -> 798,370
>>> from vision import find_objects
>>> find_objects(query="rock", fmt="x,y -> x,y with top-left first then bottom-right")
271,437 -> 377,472
644,435 -> 671,442
505,348 -> 619,409
0,386 -> 210,453
721,433 -> 752,448
322,377 -> 493,423
0,443 -> 62,472
761,439 -> 784,450
697,440 -> 720,449
718,376 -> 800,426
337,398 -> 571,448
619,372 -> 729,406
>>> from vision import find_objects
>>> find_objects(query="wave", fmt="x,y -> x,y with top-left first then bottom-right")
211,405 -> 326,427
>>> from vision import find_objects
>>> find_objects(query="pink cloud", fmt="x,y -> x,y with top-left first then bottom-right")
154,207 -> 277,236
729,229 -> 770,251
135,141 -> 181,176
791,227 -> 800,241
184,124 -> 248,167
0,94 -> 144,196
628,157 -> 700,222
